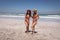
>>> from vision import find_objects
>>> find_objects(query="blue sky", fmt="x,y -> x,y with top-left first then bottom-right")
0,0 -> 60,14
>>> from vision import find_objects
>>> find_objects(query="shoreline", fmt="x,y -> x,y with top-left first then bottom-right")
0,16 -> 60,22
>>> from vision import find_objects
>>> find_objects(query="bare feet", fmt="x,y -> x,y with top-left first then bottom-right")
25,31 -> 28,33
32,31 -> 37,34
25,30 -> 31,33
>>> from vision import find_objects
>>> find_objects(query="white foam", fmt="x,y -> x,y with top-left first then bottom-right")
0,15 -> 60,19
40,16 -> 60,19
0,15 -> 24,17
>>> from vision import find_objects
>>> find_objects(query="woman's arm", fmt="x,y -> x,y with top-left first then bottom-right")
37,15 -> 39,19
36,14 -> 39,19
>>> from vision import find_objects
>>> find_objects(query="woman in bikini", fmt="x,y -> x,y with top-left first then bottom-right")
31,9 -> 39,34
25,10 -> 31,33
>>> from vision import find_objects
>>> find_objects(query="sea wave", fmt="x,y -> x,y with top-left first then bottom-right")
0,15 -> 24,17
40,15 -> 60,19
0,15 -> 60,19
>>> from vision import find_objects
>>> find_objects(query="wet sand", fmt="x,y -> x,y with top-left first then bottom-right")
0,18 -> 60,40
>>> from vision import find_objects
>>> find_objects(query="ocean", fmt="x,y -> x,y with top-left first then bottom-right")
0,14 -> 60,22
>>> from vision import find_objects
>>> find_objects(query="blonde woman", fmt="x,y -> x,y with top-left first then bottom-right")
31,9 -> 39,34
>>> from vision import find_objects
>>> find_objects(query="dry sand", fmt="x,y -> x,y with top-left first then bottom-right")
0,18 -> 60,40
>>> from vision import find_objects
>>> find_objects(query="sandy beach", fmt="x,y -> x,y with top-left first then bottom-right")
0,18 -> 60,40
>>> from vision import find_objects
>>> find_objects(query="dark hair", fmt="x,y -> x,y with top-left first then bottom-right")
26,10 -> 31,17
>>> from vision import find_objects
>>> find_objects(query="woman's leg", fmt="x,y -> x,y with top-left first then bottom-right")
31,21 -> 37,34
25,22 -> 29,33
27,24 -> 29,31
32,25 -> 35,34
25,22 -> 28,32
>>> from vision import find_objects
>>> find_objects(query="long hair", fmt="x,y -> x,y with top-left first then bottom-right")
26,10 -> 31,17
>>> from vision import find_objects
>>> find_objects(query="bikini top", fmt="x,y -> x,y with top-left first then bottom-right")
33,14 -> 38,19
25,15 -> 30,19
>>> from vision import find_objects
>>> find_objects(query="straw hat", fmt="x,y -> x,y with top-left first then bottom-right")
33,9 -> 37,12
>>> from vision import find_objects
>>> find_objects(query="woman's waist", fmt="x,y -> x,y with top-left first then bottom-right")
33,19 -> 37,21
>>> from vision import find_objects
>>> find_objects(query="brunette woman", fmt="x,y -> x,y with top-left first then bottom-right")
25,10 -> 31,33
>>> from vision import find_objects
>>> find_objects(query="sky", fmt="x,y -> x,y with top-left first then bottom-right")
0,0 -> 60,14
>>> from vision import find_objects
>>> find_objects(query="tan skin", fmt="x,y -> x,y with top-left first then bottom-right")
25,10 -> 31,33
25,14 -> 30,27
31,12 -> 39,34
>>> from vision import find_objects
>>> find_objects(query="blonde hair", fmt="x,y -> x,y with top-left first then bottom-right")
33,9 -> 37,16
33,9 -> 37,12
